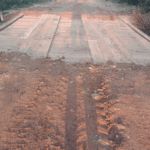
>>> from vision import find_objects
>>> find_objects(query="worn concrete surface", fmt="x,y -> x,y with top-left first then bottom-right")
0,16 -> 39,52
48,18 -> 92,63
0,0 -> 150,65
82,16 -> 150,65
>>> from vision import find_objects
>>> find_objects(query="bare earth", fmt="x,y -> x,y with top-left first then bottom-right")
0,0 -> 150,150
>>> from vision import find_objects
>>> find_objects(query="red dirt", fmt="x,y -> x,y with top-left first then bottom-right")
0,52 -> 150,149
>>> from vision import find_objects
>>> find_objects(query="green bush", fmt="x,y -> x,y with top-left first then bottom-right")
110,0 -> 150,13
0,0 -> 50,11
114,0 -> 150,6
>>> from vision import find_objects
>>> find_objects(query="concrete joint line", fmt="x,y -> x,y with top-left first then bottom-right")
0,14 -> 24,31
21,14 -> 48,39
118,16 -> 150,43
46,16 -> 61,59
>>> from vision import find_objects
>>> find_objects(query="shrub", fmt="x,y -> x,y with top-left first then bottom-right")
110,0 -> 150,13
0,0 -> 49,11
116,0 -> 150,6
131,8 -> 150,35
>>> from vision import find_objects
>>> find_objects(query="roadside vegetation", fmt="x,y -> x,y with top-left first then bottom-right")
108,0 -> 150,11
108,0 -> 150,36
0,0 -> 51,11
131,7 -> 150,36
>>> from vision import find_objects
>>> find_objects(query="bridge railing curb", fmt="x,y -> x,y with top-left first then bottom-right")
0,13 -> 24,31
118,16 -> 150,43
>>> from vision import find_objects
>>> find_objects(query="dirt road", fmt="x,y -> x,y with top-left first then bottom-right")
0,52 -> 150,150
0,0 -> 150,149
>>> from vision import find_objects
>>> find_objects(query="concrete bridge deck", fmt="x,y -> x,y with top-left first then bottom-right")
0,13 -> 150,65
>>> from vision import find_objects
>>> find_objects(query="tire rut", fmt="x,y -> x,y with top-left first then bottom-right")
0,59 -> 124,150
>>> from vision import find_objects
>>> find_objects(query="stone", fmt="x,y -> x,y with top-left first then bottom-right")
0,84 -> 5,90
91,93 -> 100,100
94,90 -> 97,93
99,91 -> 104,95
97,89 -> 103,92
20,68 -> 25,71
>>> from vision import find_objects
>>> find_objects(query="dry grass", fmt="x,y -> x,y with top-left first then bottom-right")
130,8 -> 150,36
107,0 -> 150,36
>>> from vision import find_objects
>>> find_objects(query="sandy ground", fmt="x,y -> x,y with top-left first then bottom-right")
0,0 -> 150,149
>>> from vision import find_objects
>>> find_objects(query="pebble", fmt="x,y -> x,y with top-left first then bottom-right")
99,91 -> 104,95
91,93 -> 100,100
20,68 -> 25,71
70,109 -> 74,112
97,89 -> 103,92
4,74 -> 9,78
88,67 -> 92,70
12,57 -> 17,61
127,136 -> 130,139
117,124 -> 125,130
47,106 -> 51,110
81,91 -> 86,94
0,84 -> 5,90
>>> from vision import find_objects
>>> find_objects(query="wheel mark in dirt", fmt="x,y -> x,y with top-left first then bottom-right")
84,84 -> 99,149
0,60 -> 124,149
82,71 -> 109,150
65,77 -> 77,149
40,75 -> 67,149
1,70 -> 68,149
81,67 -> 124,150
76,75 -> 88,150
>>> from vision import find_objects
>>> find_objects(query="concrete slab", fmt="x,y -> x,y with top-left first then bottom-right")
1,11 -> 149,65
48,18 -> 93,63
49,53 -> 92,63
11,21 -> 35,26
0,15 -> 40,52
82,16 -> 150,65
81,17 -> 104,64
21,15 -> 47,39
18,15 -> 60,58
8,25 -> 32,29
107,21 -> 150,61
0,14 -> 24,31
118,16 -> 150,43
0,38 -> 19,45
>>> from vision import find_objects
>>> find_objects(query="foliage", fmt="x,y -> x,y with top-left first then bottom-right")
131,8 -> 150,36
109,0 -> 150,6
109,0 -> 150,13
0,0 -> 50,11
